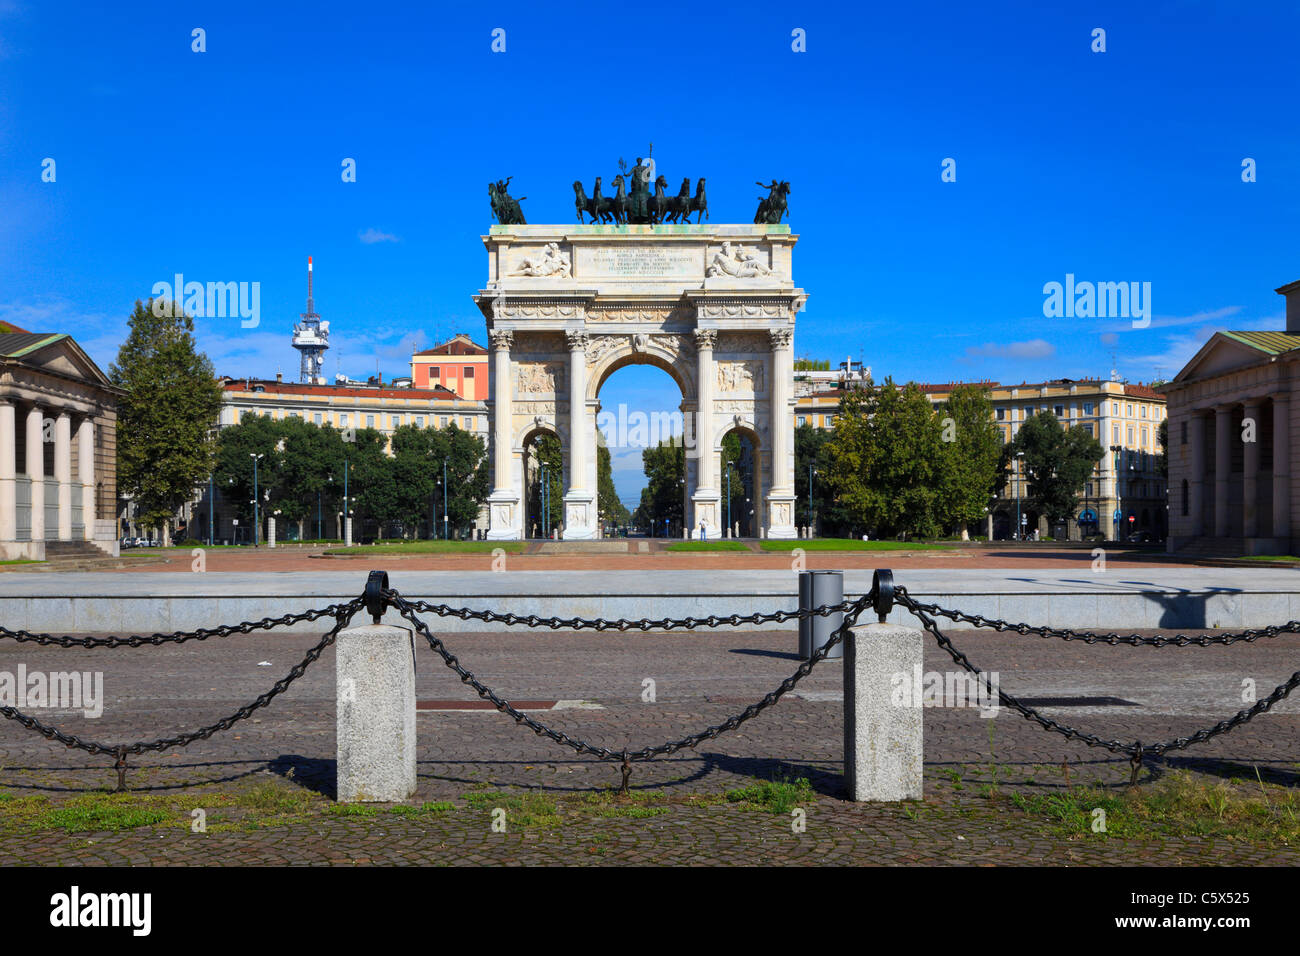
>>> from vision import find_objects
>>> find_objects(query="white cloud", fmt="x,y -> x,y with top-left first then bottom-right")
358,228 -> 400,244
964,338 -> 1056,360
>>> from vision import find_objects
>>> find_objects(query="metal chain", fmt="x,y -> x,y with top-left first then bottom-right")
893,594 -> 1300,647
0,601 -> 362,649
386,588 -> 873,763
0,600 -> 362,781
392,597 -> 860,633
894,586 -> 1300,762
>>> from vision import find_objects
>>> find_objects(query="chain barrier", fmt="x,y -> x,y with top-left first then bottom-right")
0,598 -> 364,790
385,586 -> 875,792
887,583 -> 1300,784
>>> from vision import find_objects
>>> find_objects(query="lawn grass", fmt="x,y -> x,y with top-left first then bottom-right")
760,538 -> 957,552
0,558 -> 44,565
324,540 -> 526,555
665,540 -> 751,552
1237,554 -> 1300,562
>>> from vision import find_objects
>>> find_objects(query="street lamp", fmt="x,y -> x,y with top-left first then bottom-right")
808,464 -> 818,538
250,453 -> 264,547
1014,452 -> 1024,541
443,457 -> 450,541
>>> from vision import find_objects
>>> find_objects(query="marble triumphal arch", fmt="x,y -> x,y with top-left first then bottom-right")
475,224 -> 806,540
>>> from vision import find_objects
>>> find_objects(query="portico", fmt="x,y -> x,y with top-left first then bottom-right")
0,330 -> 119,560
1166,277 -> 1300,556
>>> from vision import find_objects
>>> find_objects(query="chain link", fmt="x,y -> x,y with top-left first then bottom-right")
0,599 -> 362,760
893,586 -> 1300,760
391,597 -> 860,633
386,588 -> 873,763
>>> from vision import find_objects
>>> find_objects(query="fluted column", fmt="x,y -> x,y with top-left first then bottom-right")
769,327 -> 794,494
1275,396 -> 1291,541
1214,405 -> 1232,537
486,329 -> 520,540
566,330 -> 588,493
695,329 -> 717,493
489,329 -> 513,492
0,402 -> 14,543
25,405 -> 44,543
1243,399 -> 1261,538
78,417 -> 95,541
55,411 -> 72,540
1188,412 -> 1206,536
561,330 -> 595,540
764,326 -> 797,539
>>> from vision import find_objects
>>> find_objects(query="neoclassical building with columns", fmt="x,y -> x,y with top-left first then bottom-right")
475,224 -> 805,540
0,327 -> 120,560
1165,277 -> 1300,555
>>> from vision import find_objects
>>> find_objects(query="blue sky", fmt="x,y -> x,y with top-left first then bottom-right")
2,0 -> 1298,504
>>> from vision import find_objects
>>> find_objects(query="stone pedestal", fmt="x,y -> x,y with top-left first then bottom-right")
844,622 -> 923,801
336,624 -> 416,803
343,516 -> 353,547
267,517 -> 276,548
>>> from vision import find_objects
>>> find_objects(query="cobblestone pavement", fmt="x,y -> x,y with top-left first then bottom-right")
103,543 -> 1196,574
0,618 -> 1296,865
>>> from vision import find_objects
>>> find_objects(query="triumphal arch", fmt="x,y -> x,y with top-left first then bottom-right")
475,223 -> 806,540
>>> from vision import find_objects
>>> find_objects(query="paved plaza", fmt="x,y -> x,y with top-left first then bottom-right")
0,609 -> 1296,865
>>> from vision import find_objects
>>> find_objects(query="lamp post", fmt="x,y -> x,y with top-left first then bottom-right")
808,464 -> 818,537
1015,452 -> 1024,541
443,457 -> 449,541
726,465 -> 732,537
250,453 -> 264,547
208,474 -> 215,547
1109,444 -> 1123,541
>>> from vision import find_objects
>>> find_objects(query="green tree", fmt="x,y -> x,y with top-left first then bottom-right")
936,384 -> 1003,539
213,413 -> 283,538
632,439 -> 685,536
110,298 -> 223,542
596,441 -> 629,530
1002,411 -> 1104,525
526,433 -> 563,535
825,380 -> 945,539
795,423 -> 849,534
347,428 -> 399,534
274,416 -> 347,537
1157,418 -> 1168,480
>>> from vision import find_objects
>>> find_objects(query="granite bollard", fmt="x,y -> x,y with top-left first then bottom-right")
843,622 -> 923,801
336,623 -> 416,802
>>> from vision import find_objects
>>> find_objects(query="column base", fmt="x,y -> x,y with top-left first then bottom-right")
765,493 -> 797,540
561,491 -> 596,540
486,492 -> 522,541
690,491 -> 721,539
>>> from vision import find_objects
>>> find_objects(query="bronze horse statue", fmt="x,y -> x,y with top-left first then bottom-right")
573,178 -> 615,223
647,175 -> 671,223
753,180 -> 789,225
690,177 -> 708,223
663,177 -> 692,223
608,174 -> 630,226
489,177 -> 527,225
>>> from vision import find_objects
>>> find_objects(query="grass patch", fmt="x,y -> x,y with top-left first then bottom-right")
1005,769 -> 1300,842
463,790 -> 562,828
0,558 -> 44,565
722,777 -> 815,814
324,541 -> 526,555
759,539 -> 955,552
665,540 -> 750,552
1237,554 -> 1300,562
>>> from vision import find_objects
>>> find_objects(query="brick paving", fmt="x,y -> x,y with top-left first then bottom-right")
0,614 -> 1296,865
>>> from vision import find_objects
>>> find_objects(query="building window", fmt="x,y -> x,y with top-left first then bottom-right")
339,414 -> 350,428
1127,426 -> 1135,445
1053,404 -> 1064,417
1141,427 -> 1148,446
995,408 -> 1005,421
431,368 -> 440,379
1083,402 -> 1094,416
1140,406 -> 1147,418
464,367 -> 474,378
440,416 -> 449,428
1113,424 -> 1120,443
313,412 -> 322,425
1127,404 -> 1134,418
415,416 -> 425,428
797,416 -> 806,426
366,415 -> 376,428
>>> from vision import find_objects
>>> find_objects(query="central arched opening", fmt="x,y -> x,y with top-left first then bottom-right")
595,360 -> 688,538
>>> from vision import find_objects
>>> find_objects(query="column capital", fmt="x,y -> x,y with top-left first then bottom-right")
693,329 -> 717,350
565,330 -> 589,351
489,329 -> 514,350
768,328 -> 793,350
